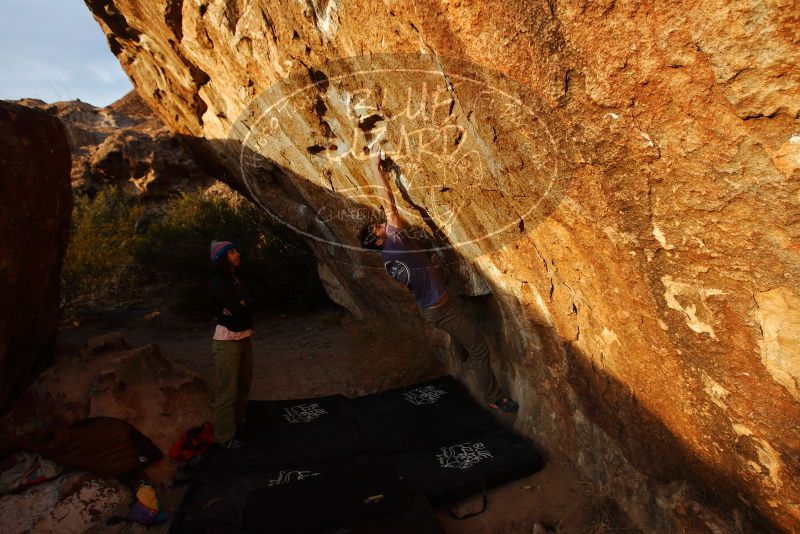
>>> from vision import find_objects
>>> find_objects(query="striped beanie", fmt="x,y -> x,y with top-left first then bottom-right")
210,240 -> 237,263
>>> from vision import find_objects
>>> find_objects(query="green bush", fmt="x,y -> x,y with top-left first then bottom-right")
61,187 -> 326,317
133,191 -> 324,317
61,187 -> 144,309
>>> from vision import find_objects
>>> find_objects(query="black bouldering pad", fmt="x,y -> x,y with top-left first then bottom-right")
194,423 -> 360,478
354,376 -> 497,454
353,376 -> 480,421
241,457 -> 417,533
387,425 -> 545,505
246,394 -> 354,437
174,456 -> 442,534
171,377 -> 544,534
172,468 -> 282,533
218,395 -> 361,470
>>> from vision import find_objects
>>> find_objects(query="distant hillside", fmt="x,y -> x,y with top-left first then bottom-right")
14,91 -> 216,198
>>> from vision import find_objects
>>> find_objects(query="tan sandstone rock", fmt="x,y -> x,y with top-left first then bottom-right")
1,335 -> 212,459
85,1 -> 800,531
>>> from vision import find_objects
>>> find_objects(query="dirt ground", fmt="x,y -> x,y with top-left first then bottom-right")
51,306 -> 637,534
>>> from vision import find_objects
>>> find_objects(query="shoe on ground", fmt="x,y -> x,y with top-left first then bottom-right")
488,398 -> 519,413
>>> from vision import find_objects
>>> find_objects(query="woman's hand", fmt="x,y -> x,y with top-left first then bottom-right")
222,308 -> 233,317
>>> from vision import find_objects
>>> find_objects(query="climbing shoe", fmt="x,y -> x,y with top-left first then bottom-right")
488,398 -> 519,413
225,439 -> 244,449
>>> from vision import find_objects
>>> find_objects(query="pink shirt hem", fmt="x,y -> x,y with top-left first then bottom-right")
212,324 -> 253,341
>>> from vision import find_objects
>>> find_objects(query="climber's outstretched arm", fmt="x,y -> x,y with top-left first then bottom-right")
366,144 -> 404,229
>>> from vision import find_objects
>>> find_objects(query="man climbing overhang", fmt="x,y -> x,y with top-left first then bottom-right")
357,141 -> 518,413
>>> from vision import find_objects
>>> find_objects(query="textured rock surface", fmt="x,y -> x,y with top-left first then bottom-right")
16,91 -> 216,198
0,471 -> 128,533
1,334 -> 212,460
0,102 -> 72,415
86,1 -> 800,531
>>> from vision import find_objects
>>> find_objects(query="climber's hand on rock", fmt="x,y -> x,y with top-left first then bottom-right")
363,144 -> 390,198
222,308 -> 233,316
365,143 -> 383,175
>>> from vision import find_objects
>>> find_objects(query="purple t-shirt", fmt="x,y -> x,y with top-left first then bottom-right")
381,224 -> 447,308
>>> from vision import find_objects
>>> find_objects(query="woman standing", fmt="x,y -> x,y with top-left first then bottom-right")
208,240 -> 254,448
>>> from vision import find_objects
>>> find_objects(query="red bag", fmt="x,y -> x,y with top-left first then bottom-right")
168,422 -> 214,461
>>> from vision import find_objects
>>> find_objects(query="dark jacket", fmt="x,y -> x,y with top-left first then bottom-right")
209,272 -> 255,332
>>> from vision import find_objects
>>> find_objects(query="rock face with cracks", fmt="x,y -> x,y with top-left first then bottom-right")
0,102 -> 72,415
86,1 -> 799,531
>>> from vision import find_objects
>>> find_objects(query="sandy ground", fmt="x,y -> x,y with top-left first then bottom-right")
48,306 -> 636,533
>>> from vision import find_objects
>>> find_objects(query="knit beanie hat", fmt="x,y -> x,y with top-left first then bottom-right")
210,240 -> 237,263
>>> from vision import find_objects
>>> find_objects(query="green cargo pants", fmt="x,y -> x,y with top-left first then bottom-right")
212,337 -> 253,443
421,295 -> 504,403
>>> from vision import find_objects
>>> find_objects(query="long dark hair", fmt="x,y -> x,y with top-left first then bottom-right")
212,252 -> 237,278
358,221 -> 383,251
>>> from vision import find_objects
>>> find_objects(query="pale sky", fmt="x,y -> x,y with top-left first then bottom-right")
0,0 -> 133,107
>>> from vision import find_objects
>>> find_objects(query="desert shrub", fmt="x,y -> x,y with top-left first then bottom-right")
61,188 -> 326,317
132,191 -> 325,317
60,187 -> 144,309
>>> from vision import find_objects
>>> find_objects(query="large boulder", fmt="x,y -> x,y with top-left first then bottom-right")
85,1 -> 800,531
0,102 -> 72,415
1,334 -> 212,459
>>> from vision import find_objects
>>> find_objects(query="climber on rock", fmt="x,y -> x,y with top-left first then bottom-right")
357,142 -> 518,413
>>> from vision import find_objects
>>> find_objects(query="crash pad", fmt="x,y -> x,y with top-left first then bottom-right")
170,376 -> 544,533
